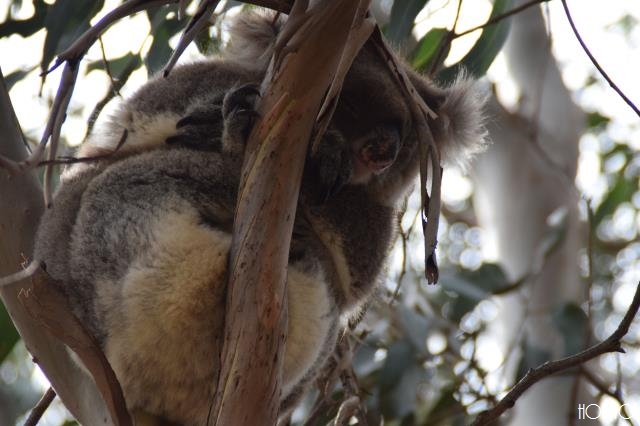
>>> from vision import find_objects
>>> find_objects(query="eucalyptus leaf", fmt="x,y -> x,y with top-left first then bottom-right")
516,342 -> 551,381
145,6 -> 185,74
378,340 -> 425,419
86,53 -> 142,76
594,175 -> 637,225
439,0 -> 516,81
85,53 -> 142,133
386,0 -> 430,44
0,304 -> 19,363
3,67 -> 35,90
552,302 -> 589,356
411,27 -> 450,73
586,110 -> 611,129
0,0 -> 49,39
424,386 -> 467,425
398,305 -> 431,353
41,0 -> 104,73
440,264 -> 510,321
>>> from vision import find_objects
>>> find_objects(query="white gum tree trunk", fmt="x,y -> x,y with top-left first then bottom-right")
471,3 -> 598,424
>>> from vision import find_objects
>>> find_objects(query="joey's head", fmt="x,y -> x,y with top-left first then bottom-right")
224,9 -> 487,204
308,43 -> 487,204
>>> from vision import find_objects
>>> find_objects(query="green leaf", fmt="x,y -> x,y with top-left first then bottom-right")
378,340 -> 415,389
3,67 -> 36,90
378,340 -> 425,419
439,0 -> 516,81
0,303 -> 19,363
0,0 -> 50,39
593,176 -> 637,225
586,110 -> 610,129
424,386 -> 467,425
85,53 -> 142,132
386,0 -> 430,45
41,0 -> 105,72
552,302 -> 589,356
145,6 -> 185,74
536,207 -> 569,265
440,264 -> 510,321
194,28 -> 222,57
87,53 -> 141,76
516,342 -> 551,381
411,28 -> 450,73
397,305 -> 430,353
617,14 -> 640,35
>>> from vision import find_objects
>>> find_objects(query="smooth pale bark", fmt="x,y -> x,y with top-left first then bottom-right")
0,71 -> 117,423
213,1 -> 373,424
472,3 -> 598,425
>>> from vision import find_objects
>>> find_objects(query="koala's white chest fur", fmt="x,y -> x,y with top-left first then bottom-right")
100,207 -> 338,423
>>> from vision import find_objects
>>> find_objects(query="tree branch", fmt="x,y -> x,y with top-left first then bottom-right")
454,0 -> 549,39
0,68 -> 119,425
19,269 -> 132,425
471,281 -> 640,426
24,387 -> 56,426
0,0 -> 178,197
211,1 -> 372,424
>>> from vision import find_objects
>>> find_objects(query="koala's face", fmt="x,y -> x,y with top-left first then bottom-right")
307,43 -> 447,203
331,46 -> 413,184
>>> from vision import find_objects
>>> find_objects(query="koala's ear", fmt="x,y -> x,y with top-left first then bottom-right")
409,71 -> 488,169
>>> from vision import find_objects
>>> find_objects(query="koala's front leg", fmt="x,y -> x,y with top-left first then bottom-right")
221,83 -> 260,155
165,84 -> 259,154
165,94 -> 225,150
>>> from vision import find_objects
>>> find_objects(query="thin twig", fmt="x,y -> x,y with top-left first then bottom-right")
0,1 -> 178,193
24,387 -> 56,426
43,62 -> 79,206
163,0 -> 221,76
560,0 -> 640,118
454,0 -> 549,39
471,281 -> 640,426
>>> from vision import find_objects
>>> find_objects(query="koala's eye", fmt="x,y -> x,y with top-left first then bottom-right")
378,123 -> 401,141
382,121 -> 404,142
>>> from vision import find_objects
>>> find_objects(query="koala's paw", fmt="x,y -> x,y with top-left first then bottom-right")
222,84 -> 261,154
308,130 -> 353,203
165,100 -> 224,151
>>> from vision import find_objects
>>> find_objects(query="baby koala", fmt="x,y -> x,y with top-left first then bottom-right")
34,10 -> 486,425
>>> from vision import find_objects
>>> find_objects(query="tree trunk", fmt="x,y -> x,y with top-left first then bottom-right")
0,70 -> 116,424
471,3 -> 597,424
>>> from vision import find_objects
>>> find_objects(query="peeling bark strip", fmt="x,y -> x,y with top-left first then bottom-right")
19,269 -> 132,426
369,28 -> 441,284
213,1 -> 373,424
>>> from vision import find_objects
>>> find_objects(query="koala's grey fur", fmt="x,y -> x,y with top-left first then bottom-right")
34,10 -> 486,425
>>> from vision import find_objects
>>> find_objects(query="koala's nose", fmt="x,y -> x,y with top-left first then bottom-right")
359,125 -> 400,173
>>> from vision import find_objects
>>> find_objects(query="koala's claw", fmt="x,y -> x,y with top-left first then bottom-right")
166,104 -> 224,150
175,107 -> 222,129
222,83 -> 261,119
221,84 -> 261,153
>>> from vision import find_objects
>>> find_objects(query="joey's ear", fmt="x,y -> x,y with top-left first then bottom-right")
410,72 -> 488,169
223,9 -> 283,71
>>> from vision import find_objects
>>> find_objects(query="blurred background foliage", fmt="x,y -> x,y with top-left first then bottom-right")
0,0 -> 639,424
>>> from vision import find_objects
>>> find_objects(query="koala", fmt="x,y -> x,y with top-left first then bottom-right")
33,10 -> 486,426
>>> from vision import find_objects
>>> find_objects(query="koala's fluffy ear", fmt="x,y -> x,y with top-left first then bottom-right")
410,72 -> 488,169
223,10 -> 283,71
